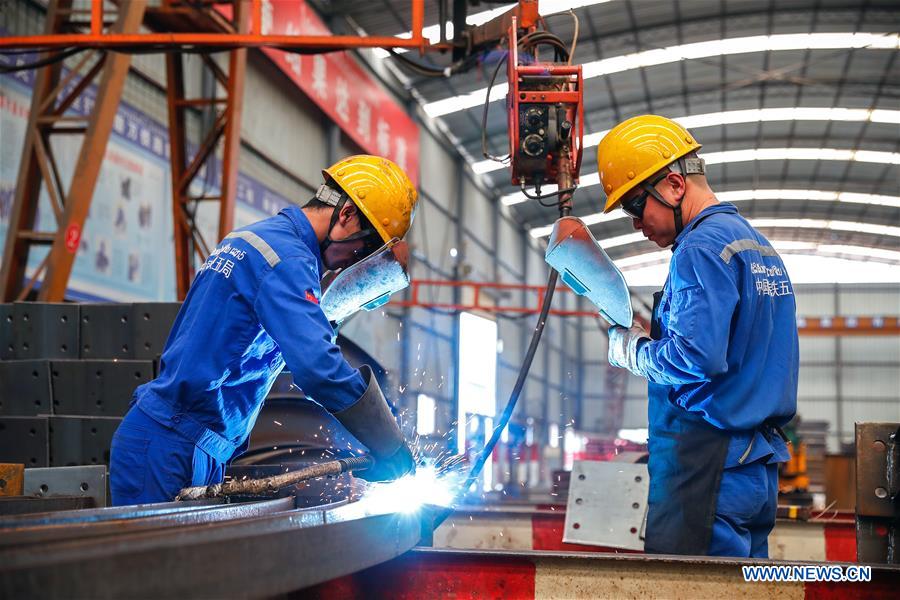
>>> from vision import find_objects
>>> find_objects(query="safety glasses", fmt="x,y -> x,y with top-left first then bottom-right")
620,172 -> 669,220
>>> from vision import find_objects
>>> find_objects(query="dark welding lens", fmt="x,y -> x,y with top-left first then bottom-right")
621,191 -> 647,220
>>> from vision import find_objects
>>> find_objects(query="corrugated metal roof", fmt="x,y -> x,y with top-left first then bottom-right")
330,0 -> 900,259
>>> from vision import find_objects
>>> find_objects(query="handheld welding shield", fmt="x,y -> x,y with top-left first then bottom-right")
544,216 -> 633,327
320,238 -> 410,324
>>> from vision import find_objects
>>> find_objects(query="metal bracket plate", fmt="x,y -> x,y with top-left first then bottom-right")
23,464 -> 107,508
563,460 -> 649,550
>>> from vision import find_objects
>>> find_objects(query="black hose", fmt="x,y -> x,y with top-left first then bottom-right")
432,265 -> 559,528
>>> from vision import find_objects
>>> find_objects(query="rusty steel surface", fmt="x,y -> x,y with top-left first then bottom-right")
0,464 -> 24,497
0,497 -> 422,598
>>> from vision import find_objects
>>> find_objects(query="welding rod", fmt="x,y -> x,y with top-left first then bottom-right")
176,455 -> 373,501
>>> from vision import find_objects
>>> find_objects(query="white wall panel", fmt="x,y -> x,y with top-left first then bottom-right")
837,289 -> 900,316
582,364 -> 605,395
546,392 -> 563,424
582,329 -> 607,362
464,179 -> 493,243
406,322 -> 453,400
463,241 -> 493,282
409,307 -> 454,339
625,373 -> 648,399
417,133 -> 458,208
526,244 -> 547,286
622,399 -> 649,429
499,217 -> 524,278
842,401 -> 900,428
582,397 -> 605,431
341,314 -> 402,376
409,198 -> 456,279
796,399 -> 837,426
841,367 -> 900,398
240,64 -> 328,188
799,337 -> 836,363
797,365 -> 837,398
793,288 -> 836,315
840,337 -> 900,363
549,348 -> 562,387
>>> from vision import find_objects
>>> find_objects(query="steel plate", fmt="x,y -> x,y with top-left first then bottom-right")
563,461 -> 648,550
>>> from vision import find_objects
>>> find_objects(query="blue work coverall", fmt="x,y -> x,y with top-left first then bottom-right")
635,203 -> 798,557
109,206 -> 366,505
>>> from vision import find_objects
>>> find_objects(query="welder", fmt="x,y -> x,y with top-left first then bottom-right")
109,155 -> 418,505
597,116 -> 799,557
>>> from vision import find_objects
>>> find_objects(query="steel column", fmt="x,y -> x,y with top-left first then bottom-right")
41,2 -> 145,301
165,2 -> 249,298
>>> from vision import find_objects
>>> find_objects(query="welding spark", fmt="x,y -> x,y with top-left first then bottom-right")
357,464 -> 462,515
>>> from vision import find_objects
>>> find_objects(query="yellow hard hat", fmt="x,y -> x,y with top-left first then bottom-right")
597,115 -> 702,213
323,155 -> 418,243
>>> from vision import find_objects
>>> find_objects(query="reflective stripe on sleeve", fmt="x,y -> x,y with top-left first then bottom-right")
719,239 -> 779,264
225,231 -> 281,267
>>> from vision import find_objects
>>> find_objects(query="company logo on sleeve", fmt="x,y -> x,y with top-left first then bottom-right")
305,290 -> 319,304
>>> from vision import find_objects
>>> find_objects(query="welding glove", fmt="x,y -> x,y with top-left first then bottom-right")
608,324 -> 650,377
332,365 -> 415,482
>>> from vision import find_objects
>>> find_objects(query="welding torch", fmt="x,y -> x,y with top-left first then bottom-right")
176,455 -> 373,500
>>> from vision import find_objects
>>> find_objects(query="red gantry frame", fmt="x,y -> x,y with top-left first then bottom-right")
0,0 -> 440,302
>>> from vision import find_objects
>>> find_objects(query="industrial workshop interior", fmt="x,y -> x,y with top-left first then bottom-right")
0,0 -> 898,597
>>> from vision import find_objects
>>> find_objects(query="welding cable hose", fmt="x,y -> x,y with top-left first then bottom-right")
432,265 -> 559,528
176,455 -> 374,500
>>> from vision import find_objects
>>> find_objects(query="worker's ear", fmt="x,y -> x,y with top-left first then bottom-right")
337,201 -> 360,227
665,172 -> 687,203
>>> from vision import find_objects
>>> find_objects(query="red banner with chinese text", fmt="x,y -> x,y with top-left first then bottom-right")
256,0 -> 420,186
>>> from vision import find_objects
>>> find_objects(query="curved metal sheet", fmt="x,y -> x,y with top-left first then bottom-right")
0,500 -> 422,598
0,497 -> 295,548
0,498 -> 223,529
